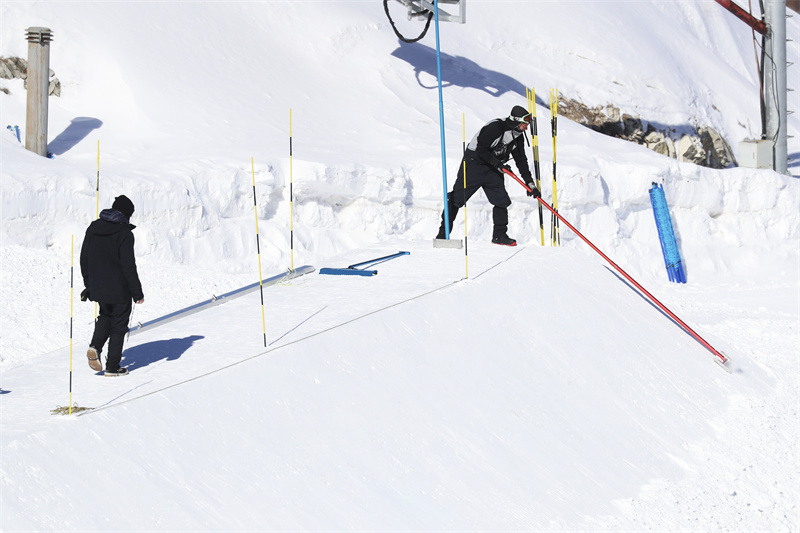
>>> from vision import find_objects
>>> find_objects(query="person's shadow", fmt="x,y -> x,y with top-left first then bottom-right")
391,41 -> 546,106
48,117 -> 102,156
121,335 -> 204,372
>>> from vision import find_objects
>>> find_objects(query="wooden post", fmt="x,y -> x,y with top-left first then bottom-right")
25,27 -> 53,157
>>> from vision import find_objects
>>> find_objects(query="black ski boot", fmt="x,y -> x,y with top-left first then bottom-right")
492,235 -> 517,246
491,206 -> 516,245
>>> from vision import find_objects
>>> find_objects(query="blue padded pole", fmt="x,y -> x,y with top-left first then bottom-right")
434,0 -> 450,239
649,183 -> 686,283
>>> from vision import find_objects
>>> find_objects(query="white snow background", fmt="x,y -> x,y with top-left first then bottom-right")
1,1 -> 799,531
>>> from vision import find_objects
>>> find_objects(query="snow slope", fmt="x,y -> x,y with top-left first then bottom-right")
1,0 -> 799,530
1,241 -> 795,531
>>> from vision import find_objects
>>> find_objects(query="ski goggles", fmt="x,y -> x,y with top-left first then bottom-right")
510,112 -> 533,124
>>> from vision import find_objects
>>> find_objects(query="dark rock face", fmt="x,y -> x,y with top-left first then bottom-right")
557,96 -> 736,169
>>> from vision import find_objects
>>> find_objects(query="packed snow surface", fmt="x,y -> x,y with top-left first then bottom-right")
1,1 -> 799,531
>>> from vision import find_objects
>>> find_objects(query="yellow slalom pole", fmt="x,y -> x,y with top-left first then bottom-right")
94,141 -> 100,319
289,109 -> 295,272
527,87 -> 545,246
95,141 -> 100,218
69,235 -> 74,415
252,157 -> 267,347
463,113 -> 468,279
550,88 -> 560,246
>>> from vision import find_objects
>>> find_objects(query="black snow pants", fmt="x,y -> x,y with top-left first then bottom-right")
90,301 -> 132,372
437,154 -> 512,239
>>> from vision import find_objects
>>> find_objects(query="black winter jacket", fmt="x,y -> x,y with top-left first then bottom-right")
80,209 -> 144,303
466,118 -> 532,182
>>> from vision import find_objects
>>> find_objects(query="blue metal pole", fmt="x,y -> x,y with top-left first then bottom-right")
434,0 -> 450,239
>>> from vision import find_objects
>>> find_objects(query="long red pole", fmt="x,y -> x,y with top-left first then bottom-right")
713,0 -> 767,34
502,168 -> 730,369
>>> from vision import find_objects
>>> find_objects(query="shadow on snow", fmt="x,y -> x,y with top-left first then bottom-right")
48,117 -> 103,156
122,335 -> 205,372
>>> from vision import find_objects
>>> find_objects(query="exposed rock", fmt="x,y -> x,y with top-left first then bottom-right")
0,57 -> 60,97
644,129 -> 676,158
557,94 -> 736,169
0,57 -> 27,80
47,76 -> 61,97
678,135 -> 706,165
558,99 -> 615,129
699,127 -> 736,168
622,114 -> 645,144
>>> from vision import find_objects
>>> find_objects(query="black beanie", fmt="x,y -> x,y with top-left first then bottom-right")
509,105 -> 530,122
112,195 -> 135,219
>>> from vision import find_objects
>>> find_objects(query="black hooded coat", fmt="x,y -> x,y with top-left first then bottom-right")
80,209 -> 144,304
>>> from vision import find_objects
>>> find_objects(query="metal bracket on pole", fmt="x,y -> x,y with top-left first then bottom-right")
394,0 -> 466,23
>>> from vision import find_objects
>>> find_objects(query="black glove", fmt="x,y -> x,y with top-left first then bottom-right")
498,164 -> 511,175
526,184 -> 541,198
80,288 -> 90,302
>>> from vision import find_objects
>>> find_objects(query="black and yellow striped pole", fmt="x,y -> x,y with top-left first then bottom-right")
289,109 -> 295,272
251,157 -> 267,347
94,139 -> 100,218
550,88 -> 560,246
527,87 -> 545,246
95,141 -> 100,219
69,235 -> 74,415
462,113 -> 469,278
94,141 -> 100,319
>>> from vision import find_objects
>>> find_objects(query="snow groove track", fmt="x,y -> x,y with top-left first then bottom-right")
80,276 -> 465,416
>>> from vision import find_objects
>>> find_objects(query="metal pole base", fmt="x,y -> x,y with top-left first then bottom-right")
433,238 -> 463,249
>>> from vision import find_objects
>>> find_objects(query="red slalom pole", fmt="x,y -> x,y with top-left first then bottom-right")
501,168 -> 730,370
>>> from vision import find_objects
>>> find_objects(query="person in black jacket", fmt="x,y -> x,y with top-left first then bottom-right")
435,105 -> 541,246
80,195 -> 144,376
